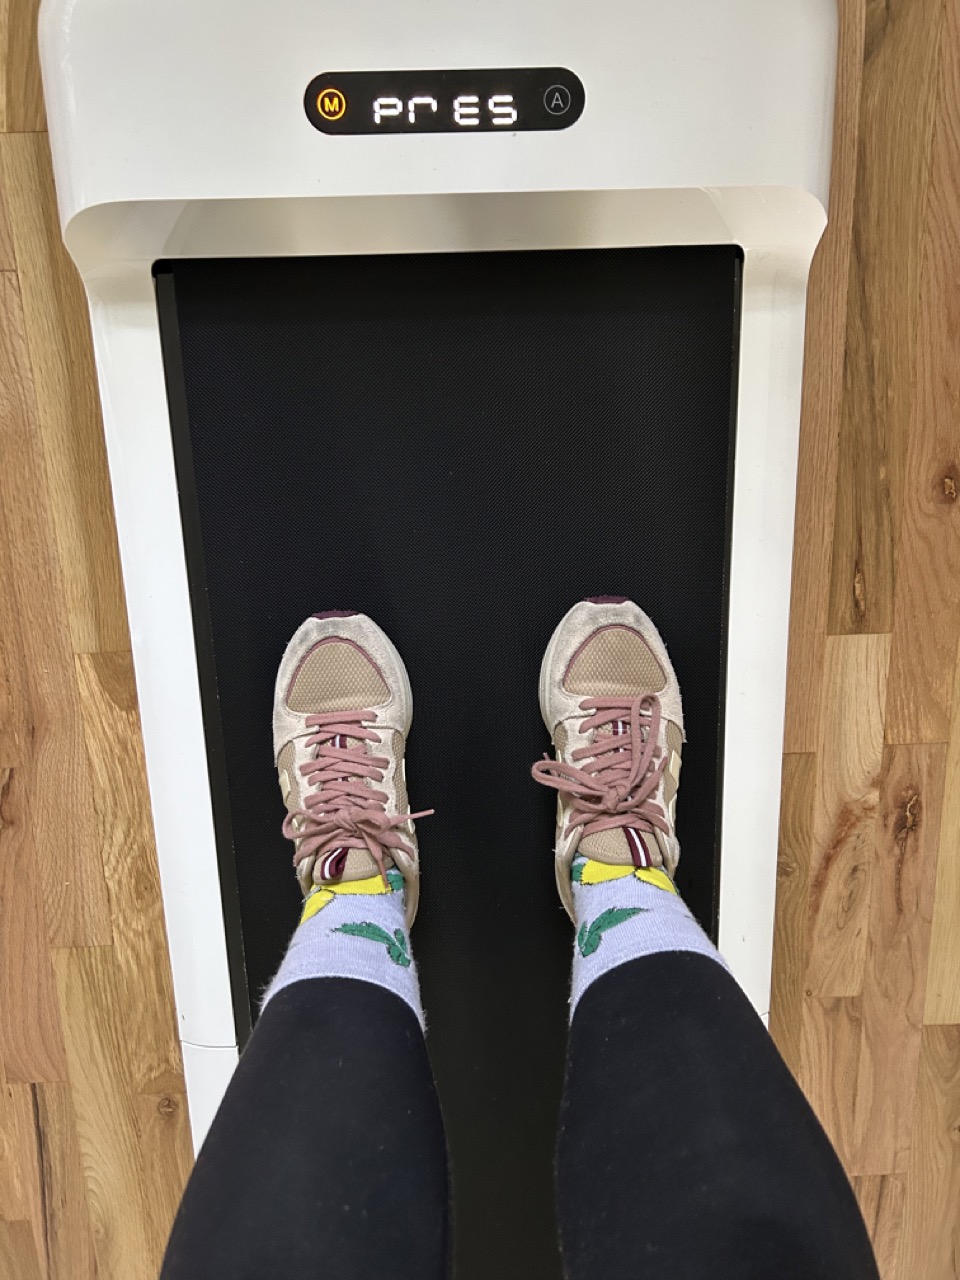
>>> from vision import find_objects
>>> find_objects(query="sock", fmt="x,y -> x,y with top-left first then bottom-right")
569,856 -> 727,1016
262,868 -> 424,1028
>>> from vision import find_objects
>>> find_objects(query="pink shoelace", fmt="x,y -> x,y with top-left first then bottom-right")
532,695 -> 669,865
283,709 -> 432,887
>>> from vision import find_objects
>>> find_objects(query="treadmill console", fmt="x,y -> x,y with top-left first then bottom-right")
304,67 -> 586,135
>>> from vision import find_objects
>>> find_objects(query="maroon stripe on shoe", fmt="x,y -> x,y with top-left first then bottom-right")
319,849 -> 350,880
584,596 -> 628,604
626,827 -> 653,868
312,610 -> 360,619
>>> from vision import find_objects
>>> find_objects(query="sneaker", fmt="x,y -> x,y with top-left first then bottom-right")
532,598 -> 685,918
273,612 -> 429,926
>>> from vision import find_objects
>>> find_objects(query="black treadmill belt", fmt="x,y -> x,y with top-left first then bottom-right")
155,245 -> 741,1280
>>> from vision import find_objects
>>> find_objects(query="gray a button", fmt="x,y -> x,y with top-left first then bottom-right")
544,84 -> 572,115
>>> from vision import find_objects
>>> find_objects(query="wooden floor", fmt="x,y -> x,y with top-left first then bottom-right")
1,0 -> 959,1276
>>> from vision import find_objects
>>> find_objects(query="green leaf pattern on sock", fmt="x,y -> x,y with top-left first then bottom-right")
334,921 -> 412,967
389,929 -> 410,967
577,906 -> 648,957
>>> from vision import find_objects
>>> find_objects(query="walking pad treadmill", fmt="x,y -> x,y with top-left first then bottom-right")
40,3 -> 837,1276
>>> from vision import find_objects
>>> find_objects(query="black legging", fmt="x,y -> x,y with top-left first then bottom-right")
161,954 -> 879,1279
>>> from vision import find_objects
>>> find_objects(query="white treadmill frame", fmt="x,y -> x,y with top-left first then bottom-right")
40,0 -> 837,1147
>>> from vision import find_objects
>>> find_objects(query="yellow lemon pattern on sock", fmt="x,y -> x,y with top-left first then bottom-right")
300,868 -> 405,924
572,858 -> 677,897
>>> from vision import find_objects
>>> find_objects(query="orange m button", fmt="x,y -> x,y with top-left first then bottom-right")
316,88 -> 347,121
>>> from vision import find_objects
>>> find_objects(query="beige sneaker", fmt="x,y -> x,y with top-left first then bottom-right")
273,611 -> 429,926
532,598 -> 685,919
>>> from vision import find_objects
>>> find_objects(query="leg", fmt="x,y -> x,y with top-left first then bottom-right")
163,612 -> 449,1278
162,978 -> 449,1280
557,953 -> 878,1280
534,599 -> 878,1280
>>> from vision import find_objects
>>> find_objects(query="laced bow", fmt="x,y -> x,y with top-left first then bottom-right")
532,695 -> 669,861
283,709 -> 432,888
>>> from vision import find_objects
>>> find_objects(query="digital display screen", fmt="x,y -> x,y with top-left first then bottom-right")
304,68 -> 585,135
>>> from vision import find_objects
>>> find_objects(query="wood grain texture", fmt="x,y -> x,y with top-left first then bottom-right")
800,995 -> 863,1169
852,744 -> 945,1174
0,768 -> 66,1083
0,168 -> 13,268
0,1087 -> 22,1220
925,637 -> 960,1024
0,517 -> 28,764
0,268 -> 111,947
52,947 -> 158,1280
805,634 -> 889,997
75,653 -> 190,1101
782,7 -> 960,1266
827,0 -> 945,636
134,1091 -> 192,1265
29,1082 -> 99,1280
9,1085 -> 50,1277
0,1085 -> 35,1223
785,0 -> 866,752
897,1025 -> 960,1280
769,753 -> 815,1076
0,0 -> 43,132
0,132 -> 127,654
0,1219 -> 44,1280
0,1084 -> 52,1277
853,1175 -> 906,1280
885,0 -> 960,746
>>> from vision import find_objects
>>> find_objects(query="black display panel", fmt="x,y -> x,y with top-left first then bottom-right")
155,246 -> 741,1280
304,67 -> 585,134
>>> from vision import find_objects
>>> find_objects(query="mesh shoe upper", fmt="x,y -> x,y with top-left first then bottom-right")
533,599 -> 684,920
273,613 -> 426,926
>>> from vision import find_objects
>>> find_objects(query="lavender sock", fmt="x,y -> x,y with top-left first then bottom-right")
262,876 -> 424,1028
569,858 -> 727,1017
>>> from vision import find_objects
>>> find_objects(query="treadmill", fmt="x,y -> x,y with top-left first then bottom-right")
40,4 -> 838,1276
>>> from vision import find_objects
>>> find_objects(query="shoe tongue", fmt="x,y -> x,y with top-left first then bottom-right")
579,720 -> 658,867
305,731 -> 397,885
580,828 -> 659,867
576,721 -> 670,870
314,847 -> 395,885
580,828 -> 631,861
